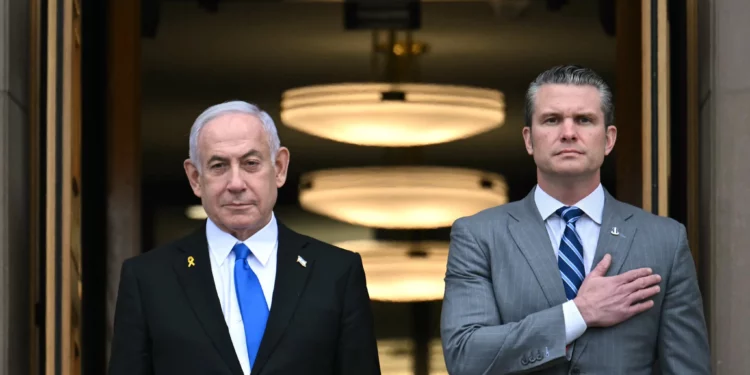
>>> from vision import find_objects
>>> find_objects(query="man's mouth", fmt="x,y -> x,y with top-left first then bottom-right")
224,203 -> 253,208
556,149 -> 583,155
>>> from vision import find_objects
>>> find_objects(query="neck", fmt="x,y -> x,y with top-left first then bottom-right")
231,228 -> 260,242
217,214 -> 273,242
537,171 -> 601,206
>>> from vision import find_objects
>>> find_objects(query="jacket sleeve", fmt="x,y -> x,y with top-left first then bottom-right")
441,218 -> 568,375
335,253 -> 382,375
108,259 -> 153,375
656,224 -> 711,374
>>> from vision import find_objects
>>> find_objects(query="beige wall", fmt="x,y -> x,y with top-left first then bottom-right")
0,0 -> 30,373
700,0 -> 750,373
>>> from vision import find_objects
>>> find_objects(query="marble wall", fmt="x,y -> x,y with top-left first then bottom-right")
700,0 -> 750,373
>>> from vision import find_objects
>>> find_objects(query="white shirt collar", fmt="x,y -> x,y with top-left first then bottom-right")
534,184 -> 604,224
206,212 -> 278,267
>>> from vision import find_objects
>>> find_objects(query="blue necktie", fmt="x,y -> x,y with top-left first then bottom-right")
556,206 -> 586,300
233,243 -> 269,369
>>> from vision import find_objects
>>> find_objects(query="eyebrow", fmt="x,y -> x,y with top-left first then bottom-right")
206,150 -> 263,164
538,111 -> 599,118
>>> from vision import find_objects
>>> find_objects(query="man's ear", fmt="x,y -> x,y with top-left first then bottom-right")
522,126 -> 534,155
274,147 -> 290,188
604,125 -> 617,156
184,159 -> 202,197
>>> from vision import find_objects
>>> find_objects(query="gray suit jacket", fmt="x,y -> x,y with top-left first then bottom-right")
441,187 -> 710,375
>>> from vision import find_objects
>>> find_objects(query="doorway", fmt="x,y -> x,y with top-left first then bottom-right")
29,0 -> 700,374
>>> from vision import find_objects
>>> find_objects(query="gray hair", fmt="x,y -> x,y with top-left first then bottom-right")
188,100 -> 281,172
524,65 -> 614,127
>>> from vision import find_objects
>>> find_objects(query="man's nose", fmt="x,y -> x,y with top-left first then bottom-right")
227,167 -> 245,191
560,118 -> 577,140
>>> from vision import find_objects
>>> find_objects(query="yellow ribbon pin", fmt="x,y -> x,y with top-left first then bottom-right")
187,256 -> 195,267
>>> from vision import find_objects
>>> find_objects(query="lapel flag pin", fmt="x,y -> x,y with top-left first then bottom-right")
297,255 -> 307,268
187,256 -> 195,267
610,227 -> 620,236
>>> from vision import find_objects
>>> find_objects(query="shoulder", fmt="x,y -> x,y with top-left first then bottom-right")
121,230 -> 196,275
616,199 -> 685,234
452,200 -> 524,231
283,226 -> 362,268
611,199 -> 687,253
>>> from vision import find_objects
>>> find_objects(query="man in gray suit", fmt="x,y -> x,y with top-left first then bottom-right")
441,65 -> 710,374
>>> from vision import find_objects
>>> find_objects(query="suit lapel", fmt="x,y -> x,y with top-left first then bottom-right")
571,192 -> 637,364
252,223 -> 313,374
590,191 -> 637,277
172,225 -> 244,375
508,188 -> 568,307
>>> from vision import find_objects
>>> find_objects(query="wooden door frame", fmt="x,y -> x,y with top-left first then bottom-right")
616,0 -> 700,269
40,0 -> 142,372
42,0 -> 81,373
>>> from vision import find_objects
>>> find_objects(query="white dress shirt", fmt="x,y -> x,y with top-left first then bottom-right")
206,213 -> 279,375
534,184 -> 604,346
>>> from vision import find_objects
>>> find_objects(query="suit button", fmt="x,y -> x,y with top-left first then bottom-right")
571,367 -> 581,375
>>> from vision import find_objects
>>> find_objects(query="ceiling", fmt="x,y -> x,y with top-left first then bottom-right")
140,0 -> 617,206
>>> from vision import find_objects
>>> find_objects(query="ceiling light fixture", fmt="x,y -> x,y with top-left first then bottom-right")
280,30 -> 505,147
335,239 -> 450,302
280,83 -> 505,147
185,205 -> 208,220
299,166 -> 508,229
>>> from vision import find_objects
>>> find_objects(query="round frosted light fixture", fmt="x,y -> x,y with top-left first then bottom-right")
280,83 -> 505,147
299,166 -> 508,229
185,205 -> 208,220
335,239 -> 449,302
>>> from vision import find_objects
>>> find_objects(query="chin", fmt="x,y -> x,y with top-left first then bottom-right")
228,209 -> 272,225
541,165 -> 586,178
557,168 -> 587,175
219,218 -> 255,231
226,213 -> 259,225
553,167 -> 599,179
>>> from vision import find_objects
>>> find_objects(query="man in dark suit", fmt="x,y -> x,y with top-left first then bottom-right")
108,101 -> 381,375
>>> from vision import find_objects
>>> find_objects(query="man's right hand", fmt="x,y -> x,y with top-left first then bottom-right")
573,254 -> 661,327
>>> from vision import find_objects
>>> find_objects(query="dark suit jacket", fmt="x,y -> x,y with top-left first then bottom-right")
108,221 -> 381,375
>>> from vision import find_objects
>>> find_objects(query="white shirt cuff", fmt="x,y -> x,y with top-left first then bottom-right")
562,300 -> 587,345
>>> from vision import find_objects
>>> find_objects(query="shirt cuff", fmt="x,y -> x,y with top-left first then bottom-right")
562,300 -> 587,345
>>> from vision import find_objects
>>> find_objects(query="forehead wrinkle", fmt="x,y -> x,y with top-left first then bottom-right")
537,99 -> 602,117
199,117 -> 267,154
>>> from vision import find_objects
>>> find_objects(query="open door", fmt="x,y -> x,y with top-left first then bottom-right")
614,0 -> 670,214
615,0 -> 699,266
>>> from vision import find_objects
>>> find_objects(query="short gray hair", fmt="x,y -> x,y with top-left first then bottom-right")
188,100 -> 281,172
524,65 -> 614,127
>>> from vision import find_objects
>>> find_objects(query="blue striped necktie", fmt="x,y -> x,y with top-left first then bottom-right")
556,206 -> 586,300
233,243 -> 269,369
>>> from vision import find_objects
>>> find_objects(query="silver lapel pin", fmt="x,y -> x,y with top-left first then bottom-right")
610,227 -> 620,236
297,255 -> 307,268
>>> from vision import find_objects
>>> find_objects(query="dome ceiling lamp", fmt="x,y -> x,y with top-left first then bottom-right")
299,166 -> 509,229
279,30 -> 506,147
334,239 -> 450,303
